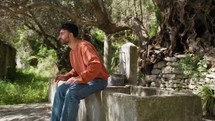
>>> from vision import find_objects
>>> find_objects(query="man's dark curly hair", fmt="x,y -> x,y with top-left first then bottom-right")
59,22 -> 79,37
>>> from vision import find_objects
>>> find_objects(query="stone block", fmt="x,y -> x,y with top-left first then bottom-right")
168,79 -> 181,84
150,81 -> 161,87
77,86 -> 202,121
151,68 -> 162,74
103,90 -> 202,121
174,54 -> 188,59
145,75 -> 158,82
206,73 -> 215,79
176,74 -> 188,79
166,62 -> 178,66
164,57 -> 177,62
136,94 -> 202,121
108,74 -> 126,86
105,85 -> 130,94
162,66 -> 182,74
130,86 -> 158,96
77,86 -> 130,121
77,91 -> 105,121
153,61 -> 166,68
119,43 -> 138,85
162,74 -> 177,80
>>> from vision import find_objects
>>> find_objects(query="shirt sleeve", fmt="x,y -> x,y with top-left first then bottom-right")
64,68 -> 78,79
76,45 -> 102,83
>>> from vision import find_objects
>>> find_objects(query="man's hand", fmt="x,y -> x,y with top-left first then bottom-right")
65,77 -> 77,85
55,75 -> 67,83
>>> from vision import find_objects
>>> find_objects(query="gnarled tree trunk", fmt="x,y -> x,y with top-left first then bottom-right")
138,0 -> 215,74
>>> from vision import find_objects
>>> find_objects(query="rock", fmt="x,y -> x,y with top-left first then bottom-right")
206,73 -> 215,79
164,57 -> 177,62
153,61 -> 166,68
162,66 -> 182,74
166,62 -> 178,66
151,69 -> 162,74
108,74 -> 126,86
145,75 -> 158,82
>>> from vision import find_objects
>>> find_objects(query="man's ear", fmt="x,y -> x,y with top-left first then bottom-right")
70,33 -> 73,37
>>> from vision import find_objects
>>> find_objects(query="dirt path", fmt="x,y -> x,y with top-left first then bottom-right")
0,102 -> 215,121
0,103 -> 51,121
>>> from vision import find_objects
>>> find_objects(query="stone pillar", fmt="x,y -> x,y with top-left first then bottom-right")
119,42 -> 138,85
103,35 -> 111,70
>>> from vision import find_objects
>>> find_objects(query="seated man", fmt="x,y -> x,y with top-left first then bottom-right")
50,22 -> 109,121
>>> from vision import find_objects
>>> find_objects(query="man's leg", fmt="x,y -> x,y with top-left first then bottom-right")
50,84 -> 71,121
60,79 -> 107,121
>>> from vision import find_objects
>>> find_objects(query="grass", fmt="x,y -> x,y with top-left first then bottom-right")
198,84 -> 215,116
0,69 -> 49,105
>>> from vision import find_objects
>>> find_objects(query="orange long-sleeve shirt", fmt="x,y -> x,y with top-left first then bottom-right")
64,40 -> 110,83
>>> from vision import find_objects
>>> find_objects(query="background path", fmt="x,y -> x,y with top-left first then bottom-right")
0,102 -> 214,121
0,103 -> 51,121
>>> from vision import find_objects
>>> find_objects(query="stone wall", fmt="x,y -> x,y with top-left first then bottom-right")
49,82 -> 202,121
143,54 -> 215,94
0,40 -> 16,79
77,86 -> 202,121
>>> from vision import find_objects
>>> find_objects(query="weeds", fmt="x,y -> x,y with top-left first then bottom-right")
198,84 -> 215,116
0,69 -> 49,105
178,54 -> 207,78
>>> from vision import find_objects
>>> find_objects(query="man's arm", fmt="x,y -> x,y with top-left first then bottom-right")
64,68 -> 78,79
55,68 -> 78,83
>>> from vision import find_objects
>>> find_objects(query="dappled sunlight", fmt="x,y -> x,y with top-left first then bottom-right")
0,103 -> 51,121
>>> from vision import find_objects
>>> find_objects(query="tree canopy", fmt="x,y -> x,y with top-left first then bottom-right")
0,0 -> 157,73
1,0 -> 214,75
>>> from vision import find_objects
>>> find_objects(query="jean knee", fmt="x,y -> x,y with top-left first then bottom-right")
56,84 -> 69,95
65,89 -> 80,101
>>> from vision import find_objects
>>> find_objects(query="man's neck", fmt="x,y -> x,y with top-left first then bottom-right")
69,38 -> 78,50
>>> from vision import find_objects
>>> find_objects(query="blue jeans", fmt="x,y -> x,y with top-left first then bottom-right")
50,78 -> 107,121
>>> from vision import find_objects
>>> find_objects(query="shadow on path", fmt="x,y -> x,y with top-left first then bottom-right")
1,102 -> 215,121
0,103 -> 51,121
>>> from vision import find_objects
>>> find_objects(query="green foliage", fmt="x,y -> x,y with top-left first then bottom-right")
0,26 -> 58,105
0,69 -> 49,105
91,28 -> 105,42
178,54 -> 207,78
0,29 -> 57,105
15,37 -> 58,77
109,44 -> 120,73
198,84 -> 215,116
148,21 -> 159,39
27,46 -> 58,78
88,28 -> 106,58
145,1 -> 159,39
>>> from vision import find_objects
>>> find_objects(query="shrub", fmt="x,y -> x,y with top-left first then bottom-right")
0,69 -> 49,105
198,84 -> 215,116
178,54 -> 207,78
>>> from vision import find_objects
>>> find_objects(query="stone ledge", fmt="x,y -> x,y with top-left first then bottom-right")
78,86 -> 202,121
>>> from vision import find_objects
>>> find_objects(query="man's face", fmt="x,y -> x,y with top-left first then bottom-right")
58,29 -> 71,44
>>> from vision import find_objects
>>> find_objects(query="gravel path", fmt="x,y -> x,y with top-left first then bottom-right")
0,103 -> 215,121
0,103 -> 51,121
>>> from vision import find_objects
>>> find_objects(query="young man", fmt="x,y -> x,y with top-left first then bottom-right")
50,22 -> 109,121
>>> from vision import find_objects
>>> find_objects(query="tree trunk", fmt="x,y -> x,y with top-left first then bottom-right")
154,0 -> 215,54
138,0 -> 215,74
